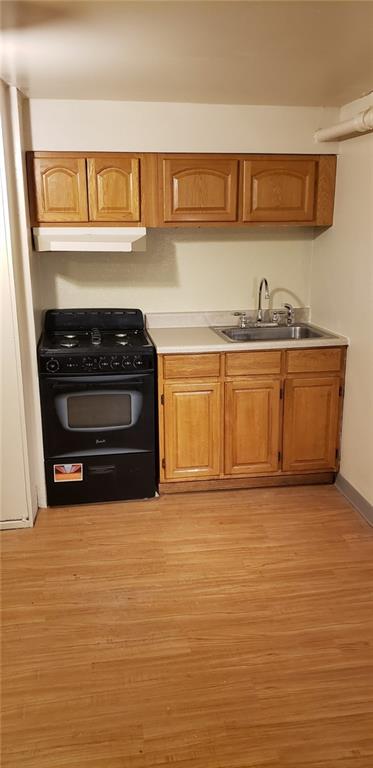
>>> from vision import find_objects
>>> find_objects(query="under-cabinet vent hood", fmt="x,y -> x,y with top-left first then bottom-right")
33,227 -> 147,253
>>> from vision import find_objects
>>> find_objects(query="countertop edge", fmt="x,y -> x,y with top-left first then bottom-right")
147,327 -> 349,354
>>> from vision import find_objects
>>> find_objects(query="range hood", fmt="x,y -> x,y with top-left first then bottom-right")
33,226 -> 147,252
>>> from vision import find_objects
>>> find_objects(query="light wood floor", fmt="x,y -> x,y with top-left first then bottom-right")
1,486 -> 373,768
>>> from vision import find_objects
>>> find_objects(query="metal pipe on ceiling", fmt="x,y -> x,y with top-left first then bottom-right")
314,106 -> 373,142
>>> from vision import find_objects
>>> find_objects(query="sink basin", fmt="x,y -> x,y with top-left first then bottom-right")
212,324 -> 334,343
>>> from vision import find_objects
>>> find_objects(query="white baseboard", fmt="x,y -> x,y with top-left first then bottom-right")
335,474 -> 373,527
0,519 -> 33,530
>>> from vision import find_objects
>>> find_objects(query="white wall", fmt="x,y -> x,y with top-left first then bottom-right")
1,83 -> 46,516
34,228 -> 313,314
311,94 -> 373,505
0,82 -> 36,525
26,100 -> 339,153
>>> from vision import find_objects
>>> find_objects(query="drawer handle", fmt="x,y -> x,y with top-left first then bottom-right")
88,465 -> 116,475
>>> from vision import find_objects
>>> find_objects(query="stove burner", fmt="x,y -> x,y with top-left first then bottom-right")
116,340 -> 128,346
115,333 -> 127,338
64,334 -> 77,339
60,339 -> 79,348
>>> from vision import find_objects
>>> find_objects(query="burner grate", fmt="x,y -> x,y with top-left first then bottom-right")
60,339 -> 79,348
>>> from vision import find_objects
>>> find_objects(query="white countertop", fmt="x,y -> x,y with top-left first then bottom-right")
147,325 -> 349,354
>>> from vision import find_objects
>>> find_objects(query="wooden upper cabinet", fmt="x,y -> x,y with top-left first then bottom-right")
225,378 -> 281,475
242,158 -> 316,222
28,152 -> 336,227
87,157 -> 140,222
160,155 -> 239,222
32,157 -> 88,222
282,376 -> 341,472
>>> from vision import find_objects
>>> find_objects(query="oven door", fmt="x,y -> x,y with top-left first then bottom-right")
40,374 -> 155,458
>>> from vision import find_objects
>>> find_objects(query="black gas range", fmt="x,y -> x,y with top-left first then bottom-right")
38,309 -> 156,507
38,308 -> 154,375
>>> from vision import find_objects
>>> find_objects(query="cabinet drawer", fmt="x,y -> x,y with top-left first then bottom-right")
286,348 -> 342,374
163,353 -> 221,379
225,351 -> 282,376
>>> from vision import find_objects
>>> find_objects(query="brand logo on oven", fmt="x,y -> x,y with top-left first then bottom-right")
96,439 -> 106,445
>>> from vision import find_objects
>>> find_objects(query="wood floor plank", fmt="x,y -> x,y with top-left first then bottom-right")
1,486 -> 373,767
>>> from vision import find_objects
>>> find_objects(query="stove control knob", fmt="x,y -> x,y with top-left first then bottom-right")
121,355 -> 132,369
133,355 -> 144,368
98,357 -> 110,371
83,357 -> 94,368
110,356 -> 121,370
46,357 -> 60,373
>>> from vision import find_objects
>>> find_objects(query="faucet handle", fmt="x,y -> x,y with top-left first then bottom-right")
233,311 -> 248,328
283,303 -> 295,325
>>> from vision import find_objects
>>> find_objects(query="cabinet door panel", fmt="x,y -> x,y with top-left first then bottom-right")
88,157 -> 140,221
164,382 -> 221,479
33,157 -> 88,222
225,379 -> 281,475
283,377 -> 340,471
243,159 -> 316,222
161,156 -> 238,222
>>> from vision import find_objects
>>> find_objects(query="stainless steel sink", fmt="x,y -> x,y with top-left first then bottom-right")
212,323 -> 335,343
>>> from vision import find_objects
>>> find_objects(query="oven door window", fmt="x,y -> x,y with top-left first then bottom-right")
55,390 -> 142,431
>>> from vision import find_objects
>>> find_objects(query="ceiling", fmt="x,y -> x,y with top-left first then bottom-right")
1,1 -> 373,106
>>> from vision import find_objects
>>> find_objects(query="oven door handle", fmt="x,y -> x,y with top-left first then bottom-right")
88,464 -> 116,476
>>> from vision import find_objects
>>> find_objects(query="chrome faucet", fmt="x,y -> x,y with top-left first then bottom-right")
257,278 -> 270,323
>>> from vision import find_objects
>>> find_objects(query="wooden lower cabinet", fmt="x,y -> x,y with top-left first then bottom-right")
225,379 -> 281,474
163,381 -> 221,480
282,376 -> 341,471
159,348 -> 345,491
